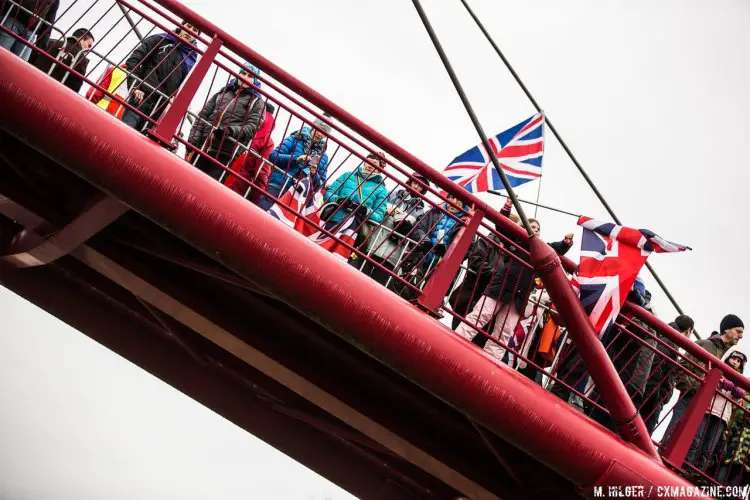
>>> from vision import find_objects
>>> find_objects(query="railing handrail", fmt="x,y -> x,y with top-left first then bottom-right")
623,301 -> 750,393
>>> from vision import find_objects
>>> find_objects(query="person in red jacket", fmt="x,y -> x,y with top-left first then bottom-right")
224,102 -> 276,206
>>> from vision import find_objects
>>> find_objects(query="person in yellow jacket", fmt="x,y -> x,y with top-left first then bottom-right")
86,65 -> 129,119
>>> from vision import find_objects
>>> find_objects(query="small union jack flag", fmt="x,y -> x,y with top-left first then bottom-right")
571,216 -> 689,336
267,176 -> 363,261
444,113 -> 545,194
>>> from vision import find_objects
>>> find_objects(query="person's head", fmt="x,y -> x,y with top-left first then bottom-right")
177,21 -> 199,43
674,314 -> 695,337
720,314 -> 744,347
238,63 -> 260,89
361,152 -> 385,178
726,351 -> 747,374
446,193 -> 463,214
407,173 -> 429,195
311,114 -> 332,143
509,214 -> 521,225
528,218 -> 540,237
71,28 -> 94,50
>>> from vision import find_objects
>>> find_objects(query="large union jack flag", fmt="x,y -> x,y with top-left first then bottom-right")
571,216 -> 688,336
444,113 -> 545,194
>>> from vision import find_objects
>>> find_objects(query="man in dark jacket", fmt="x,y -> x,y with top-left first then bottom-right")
639,314 -> 695,434
454,209 -> 573,363
662,314 -> 744,461
30,28 -> 93,93
186,63 -> 265,180
389,193 -> 466,300
1,0 -> 58,61
121,21 -> 199,131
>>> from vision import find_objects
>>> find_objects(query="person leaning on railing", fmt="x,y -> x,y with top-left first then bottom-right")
390,193 -> 468,301
453,199 -> 573,364
360,173 -> 430,285
29,27 -> 93,93
224,102 -> 276,206
120,21 -> 199,131
717,364 -> 750,487
186,63 -> 265,180
259,117 -> 331,211
323,153 -> 388,227
589,279 -> 659,431
639,314 -> 695,435
662,314 -> 745,464
0,0 -> 58,61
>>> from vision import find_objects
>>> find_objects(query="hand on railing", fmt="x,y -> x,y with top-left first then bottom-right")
720,378 -> 736,393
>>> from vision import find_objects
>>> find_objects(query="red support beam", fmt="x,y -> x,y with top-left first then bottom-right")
529,237 -> 661,462
661,368 -> 723,468
417,210 -> 483,314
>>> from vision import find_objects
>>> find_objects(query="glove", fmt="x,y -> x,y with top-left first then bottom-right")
353,204 -> 369,220
732,387 -> 746,400
434,244 -> 447,257
720,379 -> 736,392
418,241 -> 433,253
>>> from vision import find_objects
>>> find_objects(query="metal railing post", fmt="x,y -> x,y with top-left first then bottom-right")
528,236 -> 662,462
662,368 -> 723,468
416,210 -> 483,315
147,36 -> 223,148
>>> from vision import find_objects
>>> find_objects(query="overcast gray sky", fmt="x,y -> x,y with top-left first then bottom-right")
2,0 -> 750,499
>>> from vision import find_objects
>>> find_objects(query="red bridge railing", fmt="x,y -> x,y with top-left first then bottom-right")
3,0 -> 749,490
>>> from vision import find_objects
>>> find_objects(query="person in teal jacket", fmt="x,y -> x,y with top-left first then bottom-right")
324,153 -> 389,225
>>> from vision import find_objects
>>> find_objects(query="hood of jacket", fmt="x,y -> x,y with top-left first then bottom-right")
355,166 -> 384,184
160,32 -> 198,74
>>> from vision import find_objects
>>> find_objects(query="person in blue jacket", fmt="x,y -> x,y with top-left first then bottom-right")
259,116 -> 332,211
323,153 -> 389,225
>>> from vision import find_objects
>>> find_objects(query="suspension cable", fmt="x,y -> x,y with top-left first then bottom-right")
411,0 -> 535,237
460,0 -> 691,323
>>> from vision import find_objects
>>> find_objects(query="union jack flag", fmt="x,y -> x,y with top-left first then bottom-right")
268,176 -> 363,261
444,113 -> 545,194
571,216 -> 688,336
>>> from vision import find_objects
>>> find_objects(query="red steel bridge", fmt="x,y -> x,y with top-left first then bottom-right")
1,1 -> 747,498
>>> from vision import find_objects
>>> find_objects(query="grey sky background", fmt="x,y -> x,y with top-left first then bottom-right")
2,0 -> 750,498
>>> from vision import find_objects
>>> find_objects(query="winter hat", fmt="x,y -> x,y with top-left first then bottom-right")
312,113 -> 332,135
632,277 -> 646,296
409,172 -> 430,194
241,62 -> 261,87
720,314 -> 745,333
726,351 -> 747,373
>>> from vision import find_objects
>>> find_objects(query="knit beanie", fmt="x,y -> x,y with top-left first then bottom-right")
720,314 -> 745,333
312,113 -> 332,134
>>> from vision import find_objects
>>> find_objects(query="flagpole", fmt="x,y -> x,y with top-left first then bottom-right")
487,190 -> 580,218
410,0 -> 536,238
460,0 -> 694,330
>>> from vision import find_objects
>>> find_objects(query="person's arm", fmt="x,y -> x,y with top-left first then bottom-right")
231,97 -> 264,143
188,91 -> 219,148
37,0 -> 59,50
67,57 -> 87,94
324,174 -> 346,203
313,152 -> 329,191
124,34 -> 161,89
368,186 -> 388,223
269,136 -> 296,167
412,211 -> 433,243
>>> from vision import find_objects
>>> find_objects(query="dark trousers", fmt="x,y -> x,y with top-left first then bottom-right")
640,387 -> 670,435
360,258 -> 397,286
121,95 -> 160,132
195,149 -> 232,181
